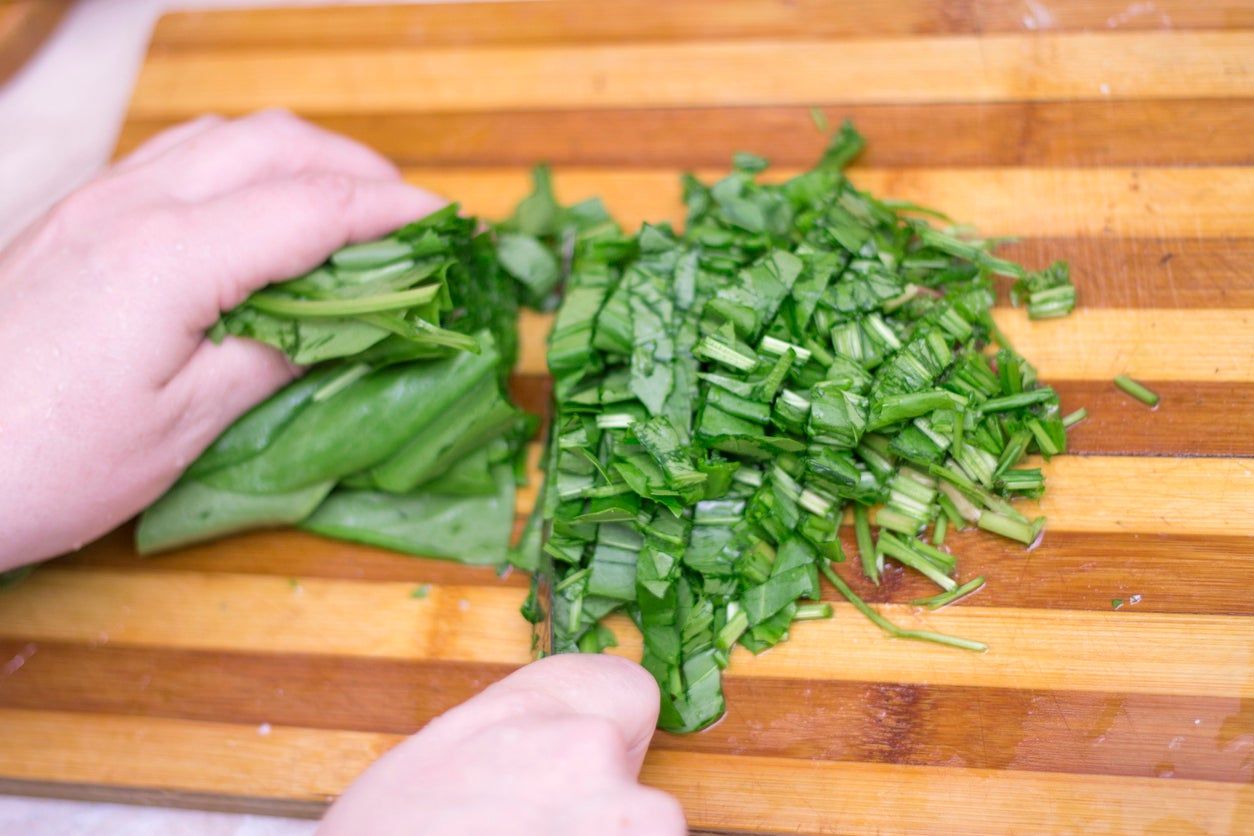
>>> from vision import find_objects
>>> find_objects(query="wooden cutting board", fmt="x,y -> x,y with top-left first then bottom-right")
2,2 -> 1253,832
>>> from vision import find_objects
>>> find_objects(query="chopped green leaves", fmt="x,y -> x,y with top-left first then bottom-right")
536,122 -> 1072,733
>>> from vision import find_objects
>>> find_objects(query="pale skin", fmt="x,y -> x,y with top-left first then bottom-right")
0,111 -> 686,835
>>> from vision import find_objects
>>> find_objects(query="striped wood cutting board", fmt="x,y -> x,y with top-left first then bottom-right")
2,2 -> 1253,832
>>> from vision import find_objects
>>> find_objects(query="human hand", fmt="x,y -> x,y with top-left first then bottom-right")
0,110 -> 445,570
319,654 -> 686,836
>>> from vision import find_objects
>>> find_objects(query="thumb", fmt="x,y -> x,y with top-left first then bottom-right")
418,654 -> 661,775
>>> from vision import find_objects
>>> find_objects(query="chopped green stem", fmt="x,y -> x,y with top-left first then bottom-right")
820,562 -> 987,652
794,603 -> 834,621
854,504 -> 878,585
977,510 -> 1041,545
877,533 -> 957,591
913,576 -> 986,610
554,567 -> 590,594
874,506 -> 923,536
1062,407 -> 1088,428
932,515 -> 948,545
979,388 -> 1056,413
1113,375 -> 1160,407
937,492 -> 965,528
248,284 -> 440,318
330,238 -> 413,269
312,363 -> 371,402
910,538 -> 957,571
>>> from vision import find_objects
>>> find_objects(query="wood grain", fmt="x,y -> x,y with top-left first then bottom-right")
147,1 -> 1254,49
517,308 -> 1254,381
4,2 -> 1253,829
1,709 -> 1248,833
56,528 -> 1254,616
407,166 -> 1254,237
640,751 -> 1254,836
4,568 -> 1253,699
2,643 -> 1248,783
128,33 -> 1254,118
507,374 -> 1254,457
116,99 -> 1254,168
993,237 -> 1254,308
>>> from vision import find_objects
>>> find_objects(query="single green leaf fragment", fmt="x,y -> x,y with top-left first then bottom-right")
820,562 -> 986,652
1113,375 -> 1160,407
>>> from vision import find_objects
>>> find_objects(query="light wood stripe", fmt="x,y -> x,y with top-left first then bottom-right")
406,166 -> 1254,238
2,566 -> 1251,697
0,709 -> 378,801
518,308 -> 1254,381
530,453 -> 1249,537
4,642 -> 1247,782
641,751 -> 1254,835
147,1 -> 1254,49
116,99 -> 1254,169
127,33 -> 1254,119
0,709 -> 1247,833
124,32 -> 1254,118
994,309 -> 1254,383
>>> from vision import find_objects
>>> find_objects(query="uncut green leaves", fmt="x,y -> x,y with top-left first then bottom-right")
534,124 -> 1077,733
138,206 -> 532,564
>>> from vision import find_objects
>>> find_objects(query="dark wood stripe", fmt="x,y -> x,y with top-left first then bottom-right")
147,1 -> 1253,50
54,526 -> 1254,616
994,237 -> 1254,309
1,642 -> 1246,783
59,526 -> 530,587
829,531 -> 1254,616
116,100 -> 1254,168
1057,381 -> 1254,458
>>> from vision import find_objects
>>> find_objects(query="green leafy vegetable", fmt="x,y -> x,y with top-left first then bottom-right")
138,208 -> 536,567
529,121 -> 1074,733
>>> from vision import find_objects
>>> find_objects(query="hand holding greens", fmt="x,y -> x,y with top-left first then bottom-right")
138,205 -> 532,563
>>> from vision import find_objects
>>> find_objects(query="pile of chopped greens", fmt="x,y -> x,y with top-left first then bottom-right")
137,205 -> 533,564
524,122 -> 1078,733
